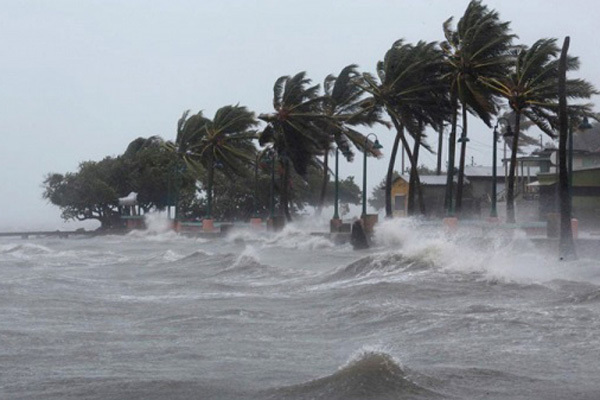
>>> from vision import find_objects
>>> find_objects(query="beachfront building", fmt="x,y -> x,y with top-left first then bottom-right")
390,175 -> 453,217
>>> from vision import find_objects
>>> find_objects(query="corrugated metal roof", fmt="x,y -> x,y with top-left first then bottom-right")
396,175 -> 462,185
464,166 -> 505,177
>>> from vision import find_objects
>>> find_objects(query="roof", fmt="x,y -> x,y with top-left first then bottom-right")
395,174 -> 462,186
573,126 -> 600,153
463,166 -> 505,178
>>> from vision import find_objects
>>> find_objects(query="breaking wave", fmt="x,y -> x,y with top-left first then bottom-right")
266,349 -> 440,400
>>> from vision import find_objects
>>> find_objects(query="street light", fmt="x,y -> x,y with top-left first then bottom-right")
332,145 -> 352,221
491,118 -> 513,219
456,126 -> 471,212
362,133 -> 383,217
267,149 -> 276,219
253,153 -> 260,218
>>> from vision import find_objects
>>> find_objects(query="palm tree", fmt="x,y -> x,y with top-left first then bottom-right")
316,64 -> 387,215
359,39 -> 449,217
168,106 -> 258,219
259,72 -> 329,221
481,38 -> 597,223
441,0 -> 515,214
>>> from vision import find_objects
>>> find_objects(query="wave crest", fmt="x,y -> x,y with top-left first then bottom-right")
269,350 -> 438,399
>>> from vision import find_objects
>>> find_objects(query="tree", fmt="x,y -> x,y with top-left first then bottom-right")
558,37 -> 575,260
122,136 -> 185,211
43,158 -> 124,229
441,0 -> 515,214
259,72 -> 329,221
359,40 -> 449,217
43,136 -> 199,228
168,106 -> 258,219
316,64 -> 386,214
481,38 -> 597,223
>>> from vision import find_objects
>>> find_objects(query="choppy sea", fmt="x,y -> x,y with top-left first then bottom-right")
2,218 -> 600,399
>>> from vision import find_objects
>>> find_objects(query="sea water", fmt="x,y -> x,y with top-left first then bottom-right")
1,218 -> 600,399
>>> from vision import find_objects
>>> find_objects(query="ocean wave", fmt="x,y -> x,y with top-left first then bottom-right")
263,225 -> 335,250
322,253 -> 434,285
213,246 -> 302,283
266,350 -> 440,400
1,243 -> 53,256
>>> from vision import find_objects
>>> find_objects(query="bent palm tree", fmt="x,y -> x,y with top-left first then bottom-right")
316,64 -> 387,215
359,39 -> 449,217
259,72 -> 329,221
167,106 -> 258,219
481,38 -> 597,222
441,0 -> 515,214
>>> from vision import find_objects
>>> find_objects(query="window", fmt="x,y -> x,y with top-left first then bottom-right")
394,195 -> 405,211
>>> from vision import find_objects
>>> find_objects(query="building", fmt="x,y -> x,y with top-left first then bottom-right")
390,175 -> 453,217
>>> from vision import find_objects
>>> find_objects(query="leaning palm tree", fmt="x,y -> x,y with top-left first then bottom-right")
358,39 -> 450,217
167,106 -> 258,219
316,64 -> 387,215
481,38 -> 597,223
441,0 -> 515,214
259,72 -> 329,221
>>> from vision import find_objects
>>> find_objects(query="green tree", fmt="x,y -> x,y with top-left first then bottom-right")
359,40 -> 449,217
259,72 -> 329,221
441,0 -> 515,214
122,136 -> 197,212
481,38 -> 597,222
43,136 -> 199,228
43,158 -> 124,229
168,106 -> 258,219
316,64 -> 386,214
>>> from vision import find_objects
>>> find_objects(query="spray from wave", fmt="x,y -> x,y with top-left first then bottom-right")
372,218 -> 600,285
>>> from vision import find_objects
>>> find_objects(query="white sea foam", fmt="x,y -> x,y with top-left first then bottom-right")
372,218 -> 600,285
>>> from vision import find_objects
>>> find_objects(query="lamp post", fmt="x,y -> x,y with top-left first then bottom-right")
491,118 -> 512,219
362,133 -> 383,217
253,153 -> 260,218
333,147 -> 340,220
268,149 -> 275,219
172,161 -> 185,221
456,126 -> 470,212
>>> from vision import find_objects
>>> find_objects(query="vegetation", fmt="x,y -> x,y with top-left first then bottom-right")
258,72 -> 329,221
358,39 -> 449,217
481,38 -> 597,222
315,64 -> 388,214
43,0 -> 597,242
43,137 -> 197,229
441,0 -> 515,214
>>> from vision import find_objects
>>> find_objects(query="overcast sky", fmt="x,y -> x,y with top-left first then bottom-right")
1,0 -> 598,230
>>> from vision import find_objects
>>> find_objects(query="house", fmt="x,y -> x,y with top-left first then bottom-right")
538,166 -> 600,227
534,126 -> 600,223
391,175 -> 455,217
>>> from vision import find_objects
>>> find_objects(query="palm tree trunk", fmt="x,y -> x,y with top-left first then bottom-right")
316,152 -> 329,216
389,115 -> 424,216
444,94 -> 459,215
436,125 -> 443,175
558,36 -> 576,260
456,105 -> 468,213
206,154 -> 215,219
506,111 -> 522,223
408,126 -> 423,216
385,130 -> 402,218
281,158 -> 292,221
